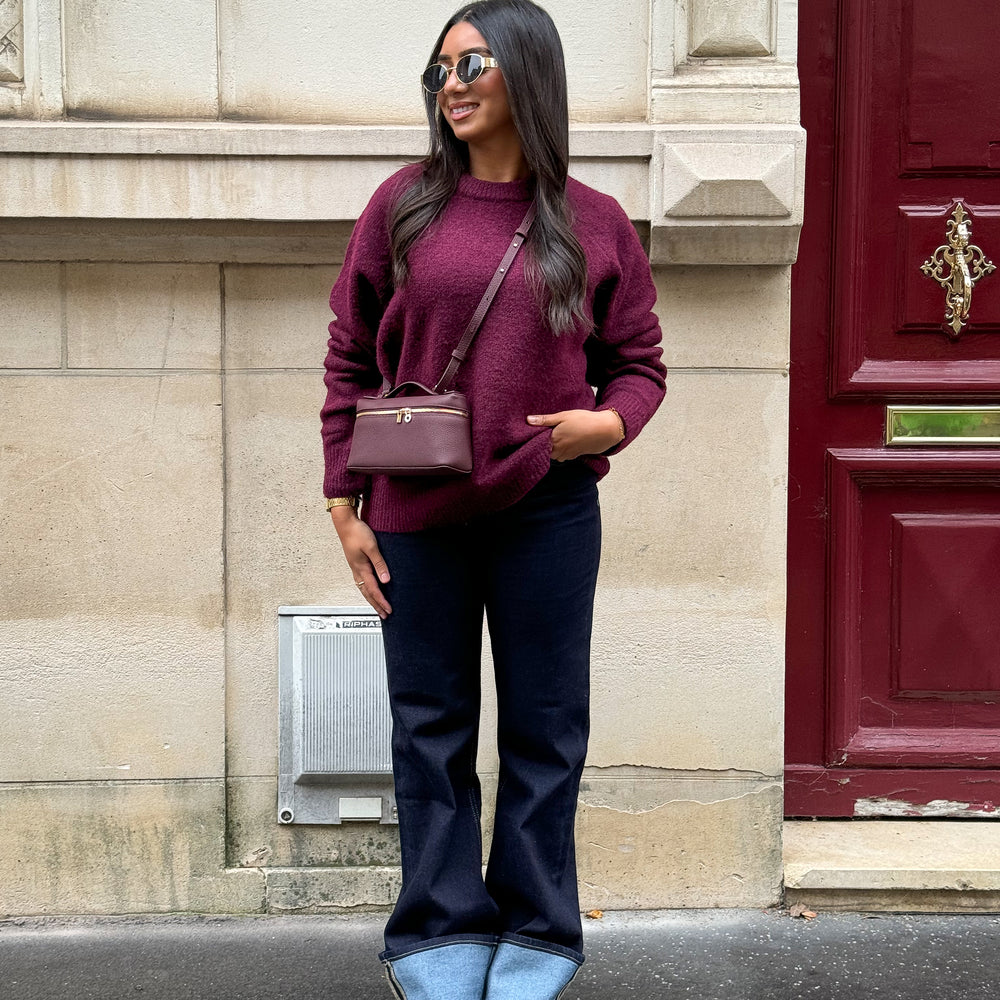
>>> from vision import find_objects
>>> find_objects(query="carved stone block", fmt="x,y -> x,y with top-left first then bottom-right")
690,0 -> 773,58
651,128 -> 806,264
0,0 -> 24,83
661,142 -> 796,219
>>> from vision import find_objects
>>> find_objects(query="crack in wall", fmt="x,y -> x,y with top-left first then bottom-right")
578,767 -> 781,814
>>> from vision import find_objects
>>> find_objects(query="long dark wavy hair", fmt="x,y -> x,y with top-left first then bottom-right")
388,0 -> 588,335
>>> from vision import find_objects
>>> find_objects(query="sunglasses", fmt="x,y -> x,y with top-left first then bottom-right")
421,53 -> 500,93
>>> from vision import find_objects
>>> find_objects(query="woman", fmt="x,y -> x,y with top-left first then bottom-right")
321,2 -> 665,997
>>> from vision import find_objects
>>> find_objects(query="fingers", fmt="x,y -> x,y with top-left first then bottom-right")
527,411 -> 572,460
531,409 -> 623,462
365,541 -> 391,586
353,571 -> 392,620
352,538 -> 392,619
526,412 -> 567,427
332,514 -> 392,618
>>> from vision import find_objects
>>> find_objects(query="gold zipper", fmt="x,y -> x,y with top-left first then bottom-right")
357,406 -> 469,424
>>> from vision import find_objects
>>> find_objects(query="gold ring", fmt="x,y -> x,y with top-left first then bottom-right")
354,580 -> 365,588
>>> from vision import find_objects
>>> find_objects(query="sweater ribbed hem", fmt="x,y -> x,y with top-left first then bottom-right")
366,451 -> 609,533
364,445 -> 554,533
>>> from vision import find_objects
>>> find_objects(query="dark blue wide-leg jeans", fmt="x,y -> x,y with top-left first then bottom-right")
375,462 -> 600,996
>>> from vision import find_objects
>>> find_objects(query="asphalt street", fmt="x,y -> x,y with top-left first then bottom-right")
2,909 -> 998,1000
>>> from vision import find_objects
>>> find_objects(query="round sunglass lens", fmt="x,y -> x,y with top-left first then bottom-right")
456,53 -> 484,85
421,64 -> 448,92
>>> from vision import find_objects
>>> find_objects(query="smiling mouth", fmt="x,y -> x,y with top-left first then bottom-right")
449,103 -> 478,121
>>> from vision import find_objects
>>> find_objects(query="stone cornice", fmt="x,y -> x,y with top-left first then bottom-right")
0,122 -> 805,264
0,122 -> 657,157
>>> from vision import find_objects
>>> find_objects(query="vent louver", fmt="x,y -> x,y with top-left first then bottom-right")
277,607 -> 397,824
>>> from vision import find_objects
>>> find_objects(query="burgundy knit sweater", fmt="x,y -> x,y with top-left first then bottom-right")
321,165 -> 666,532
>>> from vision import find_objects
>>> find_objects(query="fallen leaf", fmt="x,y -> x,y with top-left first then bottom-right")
789,904 -> 818,919
585,909 -> 604,920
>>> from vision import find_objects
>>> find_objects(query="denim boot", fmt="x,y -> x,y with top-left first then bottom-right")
482,940 -> 582,1000
383,941 -> 495,1000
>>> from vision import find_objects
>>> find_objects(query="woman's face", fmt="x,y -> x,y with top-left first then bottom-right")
435,21 -> 519,152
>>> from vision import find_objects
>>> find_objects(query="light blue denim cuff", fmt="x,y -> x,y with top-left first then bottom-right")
483,939 -> 582,1000
383,940 -> 495,1000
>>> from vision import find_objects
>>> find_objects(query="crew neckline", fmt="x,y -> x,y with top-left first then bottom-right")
456,173 -> 534,202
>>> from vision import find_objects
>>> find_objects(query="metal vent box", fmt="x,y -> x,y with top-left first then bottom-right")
277,606 -> 397,825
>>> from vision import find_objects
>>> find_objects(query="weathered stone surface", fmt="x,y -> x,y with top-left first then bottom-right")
224,372 -> 350,777
591,371 -> 787,773
0,219 -> 356,266
0,125 -> 797,265
651,72 -> 802,127
62,0 -> 218,118
689,0 -> 772,57
0,153 -> 414,221
784,888 -> 1000,914
0,615 -> 225,783
218,0 -> 648,124
0,148 -> 647,224
0,375 -> 223,620
599,371 -> 788,592
576,782 -> 783,909
650,127 -> 806,263
0,0 -> 807,922
218,0 -> 428,125
661,143 -> 796,218
227,777 -> 400,870
549,0 -> 651,122
66,263 -> 221,369
224,265 -> 339,370
265,867 -> 401,914
0,262 -> 61,367
0,375 -> 224,781
0,0 -> 24,83
0,123 -> 653,159
0,0 -> 64,119
784,820 -> 1000,891
654,265 -> 790,369
0,781 -> 264,915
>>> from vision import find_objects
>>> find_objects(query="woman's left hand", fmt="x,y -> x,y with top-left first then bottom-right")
527,409 -> 624,461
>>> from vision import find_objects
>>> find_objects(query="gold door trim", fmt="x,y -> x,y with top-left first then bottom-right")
886,405 -> 1000,445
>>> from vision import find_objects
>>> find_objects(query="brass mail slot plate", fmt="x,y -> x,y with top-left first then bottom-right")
886,405 -> 1000,446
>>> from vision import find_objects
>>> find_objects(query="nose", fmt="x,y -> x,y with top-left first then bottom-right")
442,67 -> 468,95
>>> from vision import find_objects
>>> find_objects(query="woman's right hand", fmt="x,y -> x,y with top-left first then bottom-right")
330,507 -> 392,619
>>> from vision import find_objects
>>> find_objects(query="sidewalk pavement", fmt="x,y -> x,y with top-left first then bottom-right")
2,909 -> 998,1000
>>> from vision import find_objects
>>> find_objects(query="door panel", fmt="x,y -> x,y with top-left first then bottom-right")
902,3 -> 1000,171
831,2 -> 1000,397
827,450 -> 1000,767
786,0 -> 1000,816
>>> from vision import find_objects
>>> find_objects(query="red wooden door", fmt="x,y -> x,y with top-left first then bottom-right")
786,0 -> 1000,816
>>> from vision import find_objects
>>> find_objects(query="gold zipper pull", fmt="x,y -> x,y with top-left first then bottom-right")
395,409 -> 403,424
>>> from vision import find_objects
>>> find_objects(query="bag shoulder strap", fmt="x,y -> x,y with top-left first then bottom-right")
431,201 -> 537,393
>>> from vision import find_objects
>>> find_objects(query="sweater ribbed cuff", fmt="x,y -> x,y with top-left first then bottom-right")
597,393 -> 651,455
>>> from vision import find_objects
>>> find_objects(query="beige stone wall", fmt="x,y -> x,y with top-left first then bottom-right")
0,0 -> 798,916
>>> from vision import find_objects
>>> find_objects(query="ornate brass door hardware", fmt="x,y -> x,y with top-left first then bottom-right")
920,203 -> 995,339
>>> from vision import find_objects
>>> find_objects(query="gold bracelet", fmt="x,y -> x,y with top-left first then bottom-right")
325,496 -> 358,511
607,407 -> 626,443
